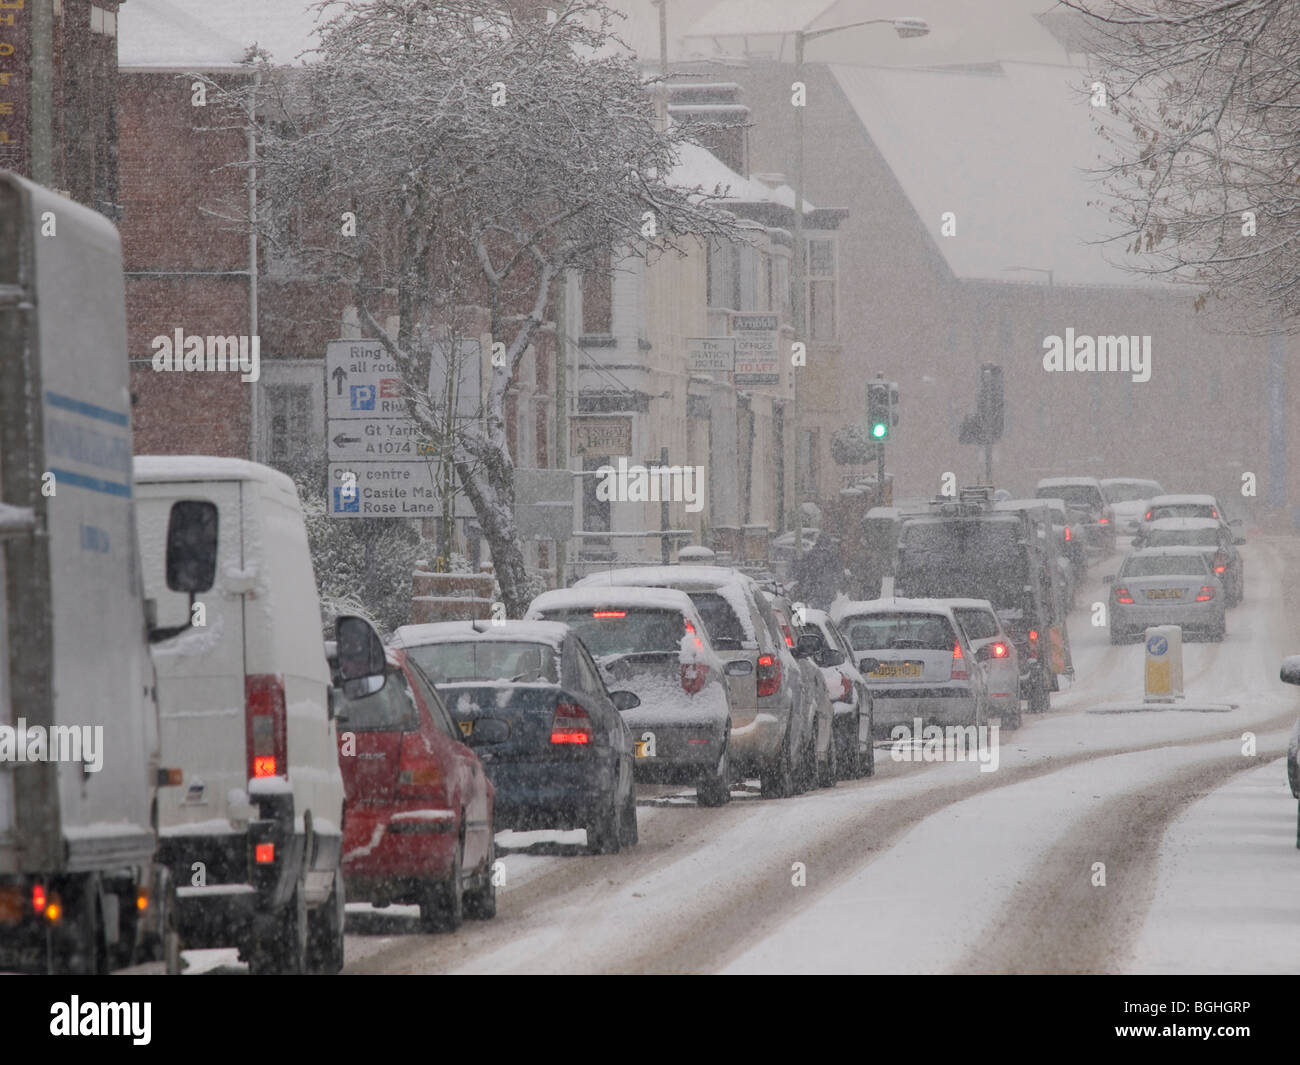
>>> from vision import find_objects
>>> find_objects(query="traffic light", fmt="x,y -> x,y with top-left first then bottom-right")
867,381 -> 891,441
977,363 -> 1003,442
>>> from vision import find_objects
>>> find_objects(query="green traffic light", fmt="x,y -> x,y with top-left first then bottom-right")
871,423 -> 887,439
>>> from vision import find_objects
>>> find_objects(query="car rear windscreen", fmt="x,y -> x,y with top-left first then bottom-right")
1103,481 -> 1161,503
840,613 -> 956,651
1150,504 -> 1214,521
404,641 -> 560,684
334,669 -> 420,731
1145,529 -> 1219,547
952,608 -> 999,641
684,592 -> 746,650
1120,555 -> 1211,578
1038,485 -> 1101,508
537,608 -> 685,658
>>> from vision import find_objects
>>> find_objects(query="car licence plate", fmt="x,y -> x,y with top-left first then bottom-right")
1146,589 -> 1183,600
633,740 -> 650,758
870,661 -> 922,679
458,720 -> 473,737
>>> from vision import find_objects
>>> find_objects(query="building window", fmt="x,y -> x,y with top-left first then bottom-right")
807,237 -> 836,341
706,238 -> 741,311
268,385 -> 312,465
582,249 -> 613,335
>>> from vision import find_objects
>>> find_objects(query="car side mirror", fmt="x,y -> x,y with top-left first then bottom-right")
609,689 -> 641,712
724,659 -> 754,676
815,647 -> 846,668
336,615 -> 387,698
1281,656 -> 1300,686
464,719 -> 510,745
974,645 -> 991,662
858,657 -> 880,675
793,632 -> 825,660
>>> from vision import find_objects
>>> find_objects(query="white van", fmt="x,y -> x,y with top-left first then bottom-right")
134,456 -> 380,973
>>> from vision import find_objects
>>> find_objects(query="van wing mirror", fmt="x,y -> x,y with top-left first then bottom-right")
336,615 -> 387,697
1280,656 -> 1300,686
793,632 -> 825,660
816,647 -> 846,668
858,657 -> 880,675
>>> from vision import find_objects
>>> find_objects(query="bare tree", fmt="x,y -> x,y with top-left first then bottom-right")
1067,0 -> 1300,330
208,0 -> 745,615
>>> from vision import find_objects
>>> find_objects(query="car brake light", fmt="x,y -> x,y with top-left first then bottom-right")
1214,564 -> 1226,574
950,642 -> 968,681
1196,586 -> 1216,602
246,674 -> 287,782
1115,587 -> 1134,604
1212,509 -> 1219,519
551,701 -> 591,744
991,642 -> 1008,658
1098,517 -> 1109,524
781,624 -> 794,648
756,654 -> 781,698
255,842 -> 275,864
681,662 -> 709,695
1064,527 -> 1071,541
1144,510 -> 1152,521
592,610 -> 625,618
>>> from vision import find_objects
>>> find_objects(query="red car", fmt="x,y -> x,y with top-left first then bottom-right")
332,648 -> 496,931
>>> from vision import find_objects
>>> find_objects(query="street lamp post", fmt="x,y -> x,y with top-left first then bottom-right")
790,16 -> 928,561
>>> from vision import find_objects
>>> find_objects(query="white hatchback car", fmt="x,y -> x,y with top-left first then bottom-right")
945,599 -> 1021,729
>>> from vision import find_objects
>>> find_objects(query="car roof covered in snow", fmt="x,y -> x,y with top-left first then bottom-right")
391,620 -> 571,650
1148,494 -> 1219,506
1035,476 -> 1103,488
1101,477 -> 1162,489
528,586 -> 700,617
998,497 -> 1062,512
940,598 -> 1001,613
576,565 -> 747,590
831,597 -> 962,622
1142,517 -> 1222,531
134,454 -> 296,492
1126,546 -> 1214,558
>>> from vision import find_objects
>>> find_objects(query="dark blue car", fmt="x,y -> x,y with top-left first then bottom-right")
390,621 -> 640,854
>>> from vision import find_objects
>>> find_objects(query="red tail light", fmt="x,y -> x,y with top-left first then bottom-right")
551,701 -> 591,744
991,642 -> 1008,658
781,624 -> 794,648
756,654 -> 781,698
839,672 -> 853,701
397,730 -> 449,798
1211,509 -> 1219,519
1115,587 -> 1134,604
681,662 -> 709,695
1144,509 -> 1152,521
950,642 -> 968,681
246,674 -> 287,782
592,610 -> 625,618
1098,517 -> 1109,524
1064,527 -> 1071,541
1213,553 -> 1227,574
1196,586 -> 1216,602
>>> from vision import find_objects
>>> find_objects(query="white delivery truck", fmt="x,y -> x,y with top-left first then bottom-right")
0,171 -> 175,972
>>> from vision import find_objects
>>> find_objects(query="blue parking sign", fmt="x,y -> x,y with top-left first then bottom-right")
333,487 -> 360,514
350,384 -> 376,411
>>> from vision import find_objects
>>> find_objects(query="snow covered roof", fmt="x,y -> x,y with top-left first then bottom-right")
1036,476 -> 1104,488
527,586 -> 700,617
133,455 -> 295,493
830,61 -> 1170,289
391,620 -> 571,649
1127,546 -> 1217,558
576,564 -> 745,592
938,598 -> 1000,612
669,139 -> 815,213
1149,494 -> 1220,506
831,597 -> 963,621
118,0 -> 324,71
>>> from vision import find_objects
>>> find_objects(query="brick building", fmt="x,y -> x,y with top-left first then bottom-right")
0,0 -> 124,215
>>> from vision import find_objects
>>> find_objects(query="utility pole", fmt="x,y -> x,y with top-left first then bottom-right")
658,446 -> 671,564
247,67 -> 260,463
791,30 -> 807,560
554,276 -> 567,587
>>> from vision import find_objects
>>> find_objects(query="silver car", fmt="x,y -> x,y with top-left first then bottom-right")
1106,547 -> 1226,643
574,566 -> 823,799
947,598 -> 1021,730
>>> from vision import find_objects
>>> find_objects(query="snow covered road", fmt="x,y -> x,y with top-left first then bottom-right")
342,536 -> 1300,975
